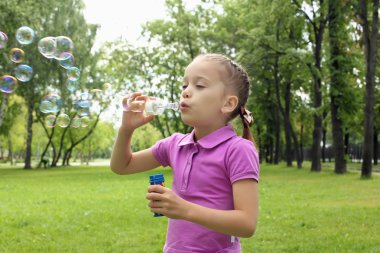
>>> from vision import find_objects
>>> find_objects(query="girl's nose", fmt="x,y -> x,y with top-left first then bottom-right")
182,88 -> 190,98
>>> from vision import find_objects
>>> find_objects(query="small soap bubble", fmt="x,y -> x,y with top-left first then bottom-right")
0,75 -> 18,94
14,64 -> 33,82
15,26 -> 35,45
45,115 -> 56,128
57,113 -> 70,128
59,52 -> 75,69
78,100 -> 91,108
77,107 -> 90,117
39,100 -> 54,113
67,67 -> 80,81
0,31 -> 8,49
40,94 -> 62,113
80,92 -> 91,100
66,79 -> 78,92
38,37 -> 56,58
71,116 -> 81,128
55,36 -> 73,60
80,116 -> 90,128
10,48 -> 25,63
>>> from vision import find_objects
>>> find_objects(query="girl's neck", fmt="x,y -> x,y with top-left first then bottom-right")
193,123 -> 228,141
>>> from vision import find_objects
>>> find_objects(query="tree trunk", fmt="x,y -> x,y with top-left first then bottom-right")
374,126 -> 378,165
0,93 -> 9,129
322,128 -> 327,163
7,134 -> 13,165
37,113 -> 56,168
328,0 -> 347,174
63,111 -> 102,166
24,98 -> 34,170
360,0 -> 379,178
274,105 -> 281,164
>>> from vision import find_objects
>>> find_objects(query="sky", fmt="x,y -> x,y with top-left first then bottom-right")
82,0 -> 203,124
82,0 -> 202,48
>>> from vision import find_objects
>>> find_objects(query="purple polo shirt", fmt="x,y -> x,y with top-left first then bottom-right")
151,124 -> 259,253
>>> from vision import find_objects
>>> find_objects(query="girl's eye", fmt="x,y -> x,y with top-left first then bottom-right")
196,83 -> 206,88
182,85 -> 188,90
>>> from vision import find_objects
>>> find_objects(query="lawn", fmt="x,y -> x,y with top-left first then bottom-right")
0,163 -> 379,253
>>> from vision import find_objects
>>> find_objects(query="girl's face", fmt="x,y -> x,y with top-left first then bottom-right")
180,57 -> 233,128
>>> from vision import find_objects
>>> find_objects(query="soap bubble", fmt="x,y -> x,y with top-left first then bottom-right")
78,100 -> 91,108
39,100 -> 54,113
77,107 -> 90,117
54,36 -> 73,60
38,37 -> 56,58
45,115 -> 56,128
0,75 -> 18,94
15,26 -> 35,45
57,113 -> 70,128
10,48 -> 25,63
14,64 -> 33,82
39,94 -> 62,113
71,116 -> 81,128
66,79 -> 78,92
67,67 -> 80,81
81,116 -> 90,128
59,52 -> 75,69
0,31 -> 8,49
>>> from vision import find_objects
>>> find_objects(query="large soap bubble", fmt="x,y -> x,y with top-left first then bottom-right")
0,75 -> 18,94
15,26 -> 35,45
71,116 -> 81,128
59,52 -> 75,69
39,94 -> 63,113
38,37 -> 56,58
54,36 -> 73,60
14,64 -> 33,82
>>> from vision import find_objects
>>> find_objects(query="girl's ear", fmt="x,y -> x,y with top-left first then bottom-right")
221,95 -> 239,114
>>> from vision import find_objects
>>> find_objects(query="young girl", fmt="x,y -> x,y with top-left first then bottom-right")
110,53 -> 259,253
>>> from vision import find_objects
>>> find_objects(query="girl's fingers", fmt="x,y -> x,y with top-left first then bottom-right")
146,192 -> 164,201
148,185 -> 166,193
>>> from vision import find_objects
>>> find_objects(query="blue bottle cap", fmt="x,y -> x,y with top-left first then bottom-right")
149,173 -> 165,184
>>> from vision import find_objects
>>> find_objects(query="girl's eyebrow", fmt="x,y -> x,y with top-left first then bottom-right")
182,75 -> 210,82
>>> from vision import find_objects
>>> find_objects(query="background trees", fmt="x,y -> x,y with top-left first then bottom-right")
0,0 -> 378,177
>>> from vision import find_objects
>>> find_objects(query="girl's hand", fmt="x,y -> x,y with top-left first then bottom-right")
146,185 -> 190,219
121,92 -> 155,131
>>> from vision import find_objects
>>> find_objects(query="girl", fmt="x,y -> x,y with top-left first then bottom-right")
110,53 -> 259,253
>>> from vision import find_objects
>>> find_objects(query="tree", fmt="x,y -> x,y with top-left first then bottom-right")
359,0 -> 379,178
292,0 -> 328,172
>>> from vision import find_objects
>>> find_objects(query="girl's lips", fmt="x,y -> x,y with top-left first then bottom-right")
180,102 -> 189,108
180,102 -> 190,111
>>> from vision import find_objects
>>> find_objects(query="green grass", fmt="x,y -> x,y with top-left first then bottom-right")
0,163 -> 379,253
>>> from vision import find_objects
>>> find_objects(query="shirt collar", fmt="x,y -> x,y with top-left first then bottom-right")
179,124 -> 237,149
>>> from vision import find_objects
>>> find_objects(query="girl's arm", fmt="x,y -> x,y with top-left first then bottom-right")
110,92 -> 161,175
147,179 -> 258,238
110,127 -> 160,175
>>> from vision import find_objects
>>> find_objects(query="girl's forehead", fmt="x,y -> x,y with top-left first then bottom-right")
184,57 -> 225,79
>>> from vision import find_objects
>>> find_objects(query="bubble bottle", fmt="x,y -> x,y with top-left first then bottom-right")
123,95 -> 179,115
149,174 -> 165,217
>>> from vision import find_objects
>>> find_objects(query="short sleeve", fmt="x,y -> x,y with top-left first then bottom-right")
226,139 -> 260,183
151,134 -> 178,167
